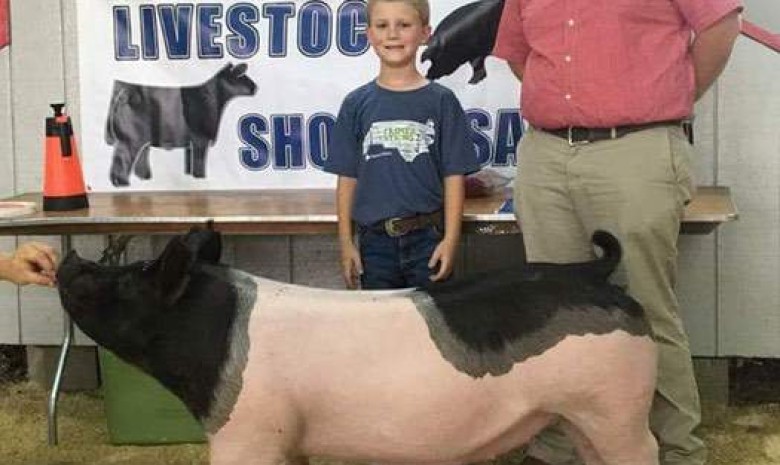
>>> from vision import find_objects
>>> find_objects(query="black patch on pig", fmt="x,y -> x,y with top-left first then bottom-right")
146,265 -> 245,419
413,231 -> 649,377
57,229 -> 256,424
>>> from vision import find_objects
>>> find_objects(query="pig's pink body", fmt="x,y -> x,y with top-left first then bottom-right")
210,278 -> 658,465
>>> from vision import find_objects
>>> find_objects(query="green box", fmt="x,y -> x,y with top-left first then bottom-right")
99,348 -> 206,444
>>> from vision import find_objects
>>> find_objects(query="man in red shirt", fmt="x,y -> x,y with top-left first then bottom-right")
493,1 -> 742,464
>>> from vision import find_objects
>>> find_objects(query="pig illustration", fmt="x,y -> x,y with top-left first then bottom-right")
422,0 -> 504,84
57,228 -> 658,465
104,63 -> 257,186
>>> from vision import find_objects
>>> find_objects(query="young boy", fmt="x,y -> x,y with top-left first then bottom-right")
325,0 -> 480,290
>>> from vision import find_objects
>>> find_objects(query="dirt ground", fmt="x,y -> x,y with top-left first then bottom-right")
3,346 -> 780,465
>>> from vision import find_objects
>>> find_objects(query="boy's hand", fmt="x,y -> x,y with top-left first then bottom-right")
429,238 -> 457,282
340,241 -> 363,289
0,242 -> 59,287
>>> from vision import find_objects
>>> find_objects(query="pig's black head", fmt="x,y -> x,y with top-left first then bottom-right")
57,228 -> 221,359
56,226 -> 227,373
56,228 -> 240,423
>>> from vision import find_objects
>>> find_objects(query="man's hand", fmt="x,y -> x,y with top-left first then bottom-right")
0,242 -> 59,287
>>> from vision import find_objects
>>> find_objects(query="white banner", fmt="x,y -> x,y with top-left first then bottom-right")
76,0 -> 521,191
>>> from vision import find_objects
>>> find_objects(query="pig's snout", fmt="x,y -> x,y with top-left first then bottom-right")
56,251 -> 101,318
56,250 -> 89,288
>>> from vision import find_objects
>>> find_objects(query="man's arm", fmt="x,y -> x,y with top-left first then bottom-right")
507,62 -> 524,82
692,10 -> 741,100
492,0 -> 530,83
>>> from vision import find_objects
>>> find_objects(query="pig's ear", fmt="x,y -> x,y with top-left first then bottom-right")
182,227 -> 222,264
150,237 -> 196,306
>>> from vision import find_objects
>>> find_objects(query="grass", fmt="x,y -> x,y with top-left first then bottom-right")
0,382 -> 206,465
2,381 -> 780,465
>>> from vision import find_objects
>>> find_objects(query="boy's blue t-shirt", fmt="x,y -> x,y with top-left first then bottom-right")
325,80 -> 480,226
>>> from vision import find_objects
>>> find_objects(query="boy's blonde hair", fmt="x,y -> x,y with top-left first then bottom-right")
366,0 -> 430,26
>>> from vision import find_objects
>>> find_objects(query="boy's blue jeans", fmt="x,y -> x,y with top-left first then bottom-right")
358,225 -> 442,289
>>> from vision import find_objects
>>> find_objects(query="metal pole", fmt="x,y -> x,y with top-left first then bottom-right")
48,234 -> 72,446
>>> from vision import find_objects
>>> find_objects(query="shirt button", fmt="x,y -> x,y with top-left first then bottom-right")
568,19 -> 575,26
564,55 -> 572,62
565,94 -> 572,100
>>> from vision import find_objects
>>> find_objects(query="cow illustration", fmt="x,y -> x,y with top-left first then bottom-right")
105,63 -> 257,186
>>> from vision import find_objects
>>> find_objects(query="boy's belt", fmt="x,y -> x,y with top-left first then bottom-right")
541,120 -> 684,146
365,210 -> 443,237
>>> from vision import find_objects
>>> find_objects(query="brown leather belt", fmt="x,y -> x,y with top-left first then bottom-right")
541,119 -> 684,146
364,210 -> 443,237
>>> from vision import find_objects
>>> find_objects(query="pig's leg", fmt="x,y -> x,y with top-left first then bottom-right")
210,416 -> 305,465
209,394 -> 304,465
288,456 -> 309,465
562,411 -> 658,465
210,436 -> 304,465
556,358 -> 658,465
558,420 -> 603,465
210,447 -> 300,465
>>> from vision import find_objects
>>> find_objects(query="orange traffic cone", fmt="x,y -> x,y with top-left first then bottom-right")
43,103 -> 89,211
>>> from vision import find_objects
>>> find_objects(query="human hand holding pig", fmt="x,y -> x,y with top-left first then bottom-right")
0,242 -> 58,287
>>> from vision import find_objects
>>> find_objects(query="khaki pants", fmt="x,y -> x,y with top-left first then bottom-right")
515,126 -> 705,465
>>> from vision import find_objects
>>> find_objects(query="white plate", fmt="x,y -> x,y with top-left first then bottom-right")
0,201 -> 38,218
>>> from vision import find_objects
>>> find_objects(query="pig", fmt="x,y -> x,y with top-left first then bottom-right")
422,0 -> 504,84
56,228 -> 659,465
104,62 -> 257,186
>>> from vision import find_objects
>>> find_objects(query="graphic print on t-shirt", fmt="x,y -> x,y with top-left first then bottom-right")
363,119 -> 435,162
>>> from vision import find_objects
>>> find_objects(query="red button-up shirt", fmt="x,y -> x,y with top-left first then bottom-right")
493,0 -> 742,128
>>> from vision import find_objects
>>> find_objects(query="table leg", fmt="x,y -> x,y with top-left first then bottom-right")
47,315 -> 73,445
48,234 -> 72,446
